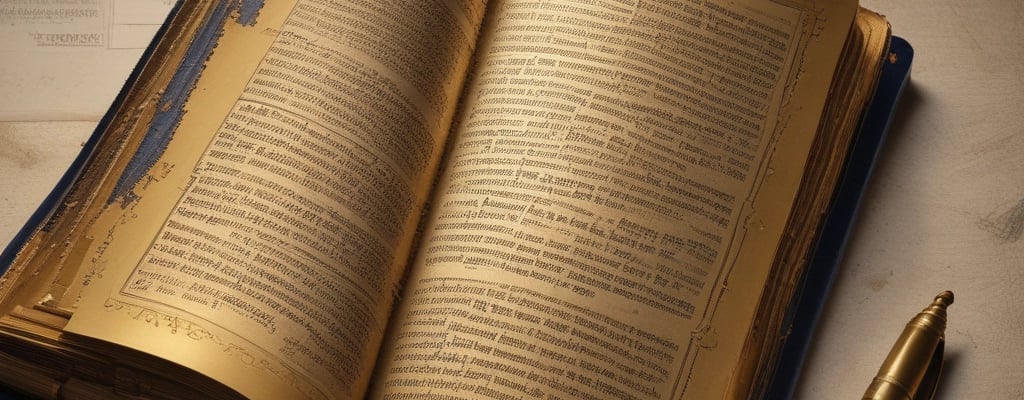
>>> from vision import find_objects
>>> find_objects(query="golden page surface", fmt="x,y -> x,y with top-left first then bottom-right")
372,0 -> 857,399
63,1 -> 487,399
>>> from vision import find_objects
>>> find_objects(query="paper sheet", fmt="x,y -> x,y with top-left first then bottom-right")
0,0 -> 175,121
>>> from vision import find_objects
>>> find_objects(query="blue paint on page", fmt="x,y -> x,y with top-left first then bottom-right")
237,0 -> 265,26
109,1 -> 241,206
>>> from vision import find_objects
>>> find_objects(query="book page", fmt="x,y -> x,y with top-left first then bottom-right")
372,0 -> 854,399
60,1 -> 487,399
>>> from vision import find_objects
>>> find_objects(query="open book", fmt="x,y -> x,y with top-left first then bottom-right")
0,0 -> 896,398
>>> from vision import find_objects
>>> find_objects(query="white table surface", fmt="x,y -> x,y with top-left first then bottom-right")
1,1 -> 1021,399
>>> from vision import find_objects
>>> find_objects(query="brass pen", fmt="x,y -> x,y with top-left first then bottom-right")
862,291 -> 953,400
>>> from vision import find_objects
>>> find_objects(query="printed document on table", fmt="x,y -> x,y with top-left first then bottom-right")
0,0 -> 175,121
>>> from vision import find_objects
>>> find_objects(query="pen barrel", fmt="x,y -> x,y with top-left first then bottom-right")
862,293 -> 950,400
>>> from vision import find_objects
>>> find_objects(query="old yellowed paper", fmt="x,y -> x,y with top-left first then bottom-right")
371,0 -> 857,399
64,1 -> 487,398
0,0 -> 175,120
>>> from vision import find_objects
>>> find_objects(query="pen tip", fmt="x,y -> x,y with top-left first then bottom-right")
935,290 -> 954,307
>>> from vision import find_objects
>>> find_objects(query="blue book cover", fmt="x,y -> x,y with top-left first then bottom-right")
765,36 -> 915,399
